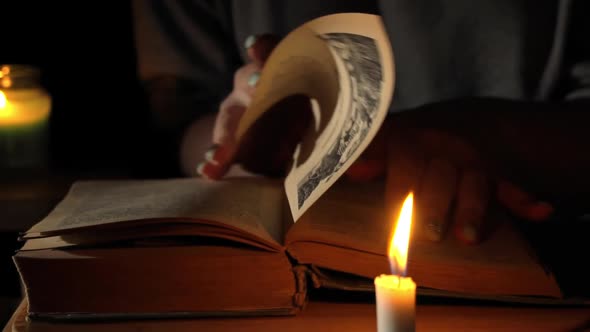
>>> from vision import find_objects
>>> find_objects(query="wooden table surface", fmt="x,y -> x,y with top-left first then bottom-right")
4,299 -> 590,332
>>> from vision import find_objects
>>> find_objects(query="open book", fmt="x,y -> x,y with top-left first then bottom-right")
14,177 -> 580,320
11,13 -> 586,321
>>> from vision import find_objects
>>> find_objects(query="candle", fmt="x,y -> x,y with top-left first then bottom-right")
375,192 -> 416,332
0,65 -> 52,169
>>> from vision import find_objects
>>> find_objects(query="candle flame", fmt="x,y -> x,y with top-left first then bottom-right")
0,91 -> 6,108
0,91 -> 13,118
1,77 -> 12,88
388,192 -> 414,276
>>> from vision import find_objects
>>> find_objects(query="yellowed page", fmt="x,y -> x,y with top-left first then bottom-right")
285,181 -> 559,298
285,14 -> 394,222
235,17 -> 339,149
236,13 -> 395,222
20,222 -> 280,252
285,180 -> 389,252
287,181 -> 541,269
24,177 -> 285,249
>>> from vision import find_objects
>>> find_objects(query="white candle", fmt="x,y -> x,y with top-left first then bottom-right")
375,192 -> 416,332
375,274 -> 416,332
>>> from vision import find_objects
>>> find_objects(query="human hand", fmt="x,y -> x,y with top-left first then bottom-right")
196,34 -> 313,179
346,100 -> 557,245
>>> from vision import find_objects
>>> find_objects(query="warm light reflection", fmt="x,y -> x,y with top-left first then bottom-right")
388,192 -> 414,276
0,89 -> 52,124
374,274 -> 416,291
1,77 -> 12,88
0,91 -> 13,118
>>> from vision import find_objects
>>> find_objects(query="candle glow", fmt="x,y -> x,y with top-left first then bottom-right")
388,192 -> 414,275
374,192 -> 416,332
0,91 -> 6,108
0,91 -> 13,117
0,89 -> 51,125
0,73 -> 52,168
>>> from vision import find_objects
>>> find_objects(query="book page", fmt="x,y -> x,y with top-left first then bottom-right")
24,177 -> 285,249
20,223 -> 280,252
287,180 -> 540,267
285,180 -> 559,297
235,13 -> 395,222
285,180 -> 389,253
285,14 -> 395,222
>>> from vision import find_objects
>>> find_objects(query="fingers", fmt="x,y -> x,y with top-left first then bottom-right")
417,159 -> 458,242
239,33 -> 280,99
453,170 -> 490,244
197,143 -> 237,180
211,40 -> 265,151
245,34 -> 281,66
497,181 -> 554,221
212,99 -> 249,147
198,102 -> 245,179
416,129 -> 481,167
197,34 -> 276,179
229,63 -> 262,108
235,94 -> 314,177
197,68 -> 257,179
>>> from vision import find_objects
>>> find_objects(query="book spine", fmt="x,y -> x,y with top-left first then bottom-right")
292,265 -> 309,309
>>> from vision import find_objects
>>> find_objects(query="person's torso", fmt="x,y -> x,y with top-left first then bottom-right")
231,0 -> 564,110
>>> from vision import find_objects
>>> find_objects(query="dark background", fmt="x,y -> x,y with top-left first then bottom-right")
2,2 -> 152,176
0,1 -> 150,323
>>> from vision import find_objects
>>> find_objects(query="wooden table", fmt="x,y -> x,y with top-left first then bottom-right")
4,299 -> 590,332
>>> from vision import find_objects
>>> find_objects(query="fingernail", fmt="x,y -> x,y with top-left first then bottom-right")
204,146 -> 219,165
462,223 -> 479,244
196,162 -> 206,176
196,162 -> 214,180
244,35 -> 257,49
426,221 -> 443,241
248,72 -> 260,87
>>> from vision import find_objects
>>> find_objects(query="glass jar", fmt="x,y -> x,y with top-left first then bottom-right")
0,64 -> 52,169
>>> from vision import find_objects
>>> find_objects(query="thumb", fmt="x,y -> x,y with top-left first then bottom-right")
246,34 -> 281,66
199,34 -> 282,180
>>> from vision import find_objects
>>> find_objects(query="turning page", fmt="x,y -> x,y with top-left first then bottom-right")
236,13 -> 395,221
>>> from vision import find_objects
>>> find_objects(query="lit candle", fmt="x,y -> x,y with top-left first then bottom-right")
375,192 -> 416,332
0,65 -> 52,169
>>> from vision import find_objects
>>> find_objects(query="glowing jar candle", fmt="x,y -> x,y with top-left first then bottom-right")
0,65 -> 52,169
375,192 -> 416,332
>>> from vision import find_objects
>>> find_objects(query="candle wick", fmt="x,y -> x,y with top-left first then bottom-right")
390,256 -> 408,278
389,257 -> 399,276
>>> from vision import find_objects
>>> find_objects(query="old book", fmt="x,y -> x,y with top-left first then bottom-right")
11,12 -> 587,321
13,176 -> 581,321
